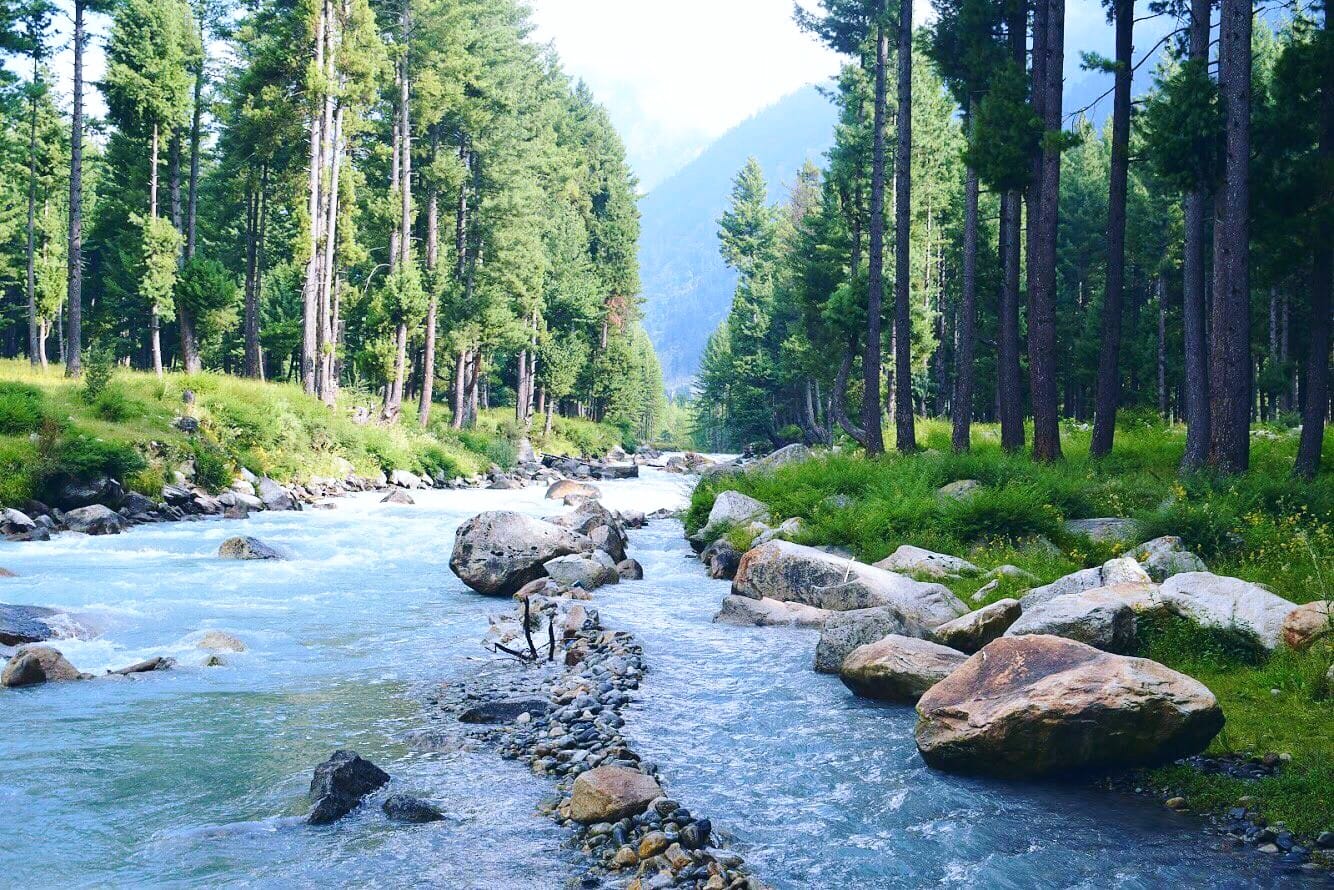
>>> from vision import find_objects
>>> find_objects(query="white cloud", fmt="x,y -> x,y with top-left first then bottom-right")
528,0 -> 842,190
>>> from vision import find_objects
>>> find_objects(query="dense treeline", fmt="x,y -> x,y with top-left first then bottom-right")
0,0 -> 667,443
697,0 -> 1331,478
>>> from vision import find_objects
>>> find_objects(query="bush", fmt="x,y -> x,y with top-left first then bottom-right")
1138,497 -> 1242,559
1135,613 -> 1269,672
191,441 -> 233,492
81,344 -> 115,401
941,484 -> 1062,543
91,386 -> 143,422
49,433 -> 146,482
0,382 -> 44,435
0,438 -> 37,505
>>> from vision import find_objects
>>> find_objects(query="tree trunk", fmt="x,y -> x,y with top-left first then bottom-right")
864,24 -> 889,455
186,35 -> 203,260
300,0 -> 328,393
1090,0 -> 1133,457
1207,0 -> 1252,473
65,0 -> 85,376
953,105 -> 979,452
893,0 -> 916,453
243,176 -> 260,376
318,98 -> 344,404
452,349 -> 467,429
834,340 -> 869,446
1180,0 -> 1213,467
26,63 -> 38,366
1158,279 -> 1169,417
149,123 -> 164,378
1029,0 -> 1064,461
999,0 -> 1026,452
1295,3 -> 1331,479
171,130 -> 201,374
419,131 -> 440,428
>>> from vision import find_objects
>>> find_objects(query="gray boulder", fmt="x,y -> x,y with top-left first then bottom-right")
1005,587 -> 1138,653
840,635 -> 968,703
381,489 -> 415,505
55,476 -> 125,510
1064,517 -> 1139,544
449,511 -> 592,596
64,504 -> 126,536
256,477 -> 294,511
733,540 -> 968,626
813,606 -> 926,673
874,545 -> 980,579
713,595 -> 831,627
589,524 -> 627,563
1019,557 -> 1152,610
933,599 -> 1022,654
1121,536 -> 1207,581
701,539 -> 741,580
1,508 -> 37,536
1159,572 -> 1298,649
937,479 -> 981,501
693,491 -> 769,545
218,536 -> 284,560
307,750 -> 390,825
543,554 -> 617,590
389,469 -> 424,489
616,559 -> 644,580
110,656 -> 175,676
751,443 -> 812,471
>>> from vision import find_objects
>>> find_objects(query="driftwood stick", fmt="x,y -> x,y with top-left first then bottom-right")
547,614 -> 556,662
522,596 -> 540,661
492,641 -> 534,662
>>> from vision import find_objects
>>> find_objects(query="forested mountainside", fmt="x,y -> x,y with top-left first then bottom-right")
639,85 -> 836,390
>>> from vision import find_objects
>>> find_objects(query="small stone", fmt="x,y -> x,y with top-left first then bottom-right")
1256,843 -> 1279,854
638,830 -> 670,859
382,794 -> 445,823
664,842 -> 692,870
611,845 -> 639,868
1165,797 -> 1187,810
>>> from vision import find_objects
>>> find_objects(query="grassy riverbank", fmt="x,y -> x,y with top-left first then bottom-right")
0,359 -> 629,507
686,418 -> 1334,836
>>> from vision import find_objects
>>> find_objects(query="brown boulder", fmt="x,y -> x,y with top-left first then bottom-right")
546,480 -> 601,501
840,634 -> 968,702
2,645 -> 89,687
569,765 -> 662,823
1281,600 -> 1332,650
932,599 -> 1022,653
914,635 -> 1224,777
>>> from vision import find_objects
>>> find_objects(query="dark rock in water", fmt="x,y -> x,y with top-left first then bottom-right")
1,645 -> 89,687
56,476 -> 125,510
382,794 -> 445,823
307,750 -> 390,824
616,559 -> 644,581
63,505 -> 126,536
109,656 -> 175,676
381,489 -> 415,505
0,603 -> 63,646
119,492 -> 158,519
701,539 -> 740,581
680,818 -> 711,849
459,697 -> 551,724
218,536 -> 284,560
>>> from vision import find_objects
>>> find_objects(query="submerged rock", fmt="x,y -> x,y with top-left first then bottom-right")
714,594 -> 831,628
109,656 -> 175,676
0,603 -> 66,647
569,765 -> 662,823
218,536 -> 284,560
64,504 -> 126,536
732,540 -> 967,626
914,635 -> 1224,777
546,480 -> 601,501
196,631 -> 246,653
874,545 -> 980,579
1,645 -> 89,687
449,511 -> 593,596
380,489 -> 415,506
933,599 -> 1022,654
307,750 -> 390,825
813,606 -> 924,673
840,634 -> 968,702
382,794 -> 445,823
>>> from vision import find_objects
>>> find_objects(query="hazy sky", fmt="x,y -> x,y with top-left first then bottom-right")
529,0 -> 845,192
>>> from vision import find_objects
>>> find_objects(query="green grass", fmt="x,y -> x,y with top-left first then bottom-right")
687,416 -> 1334,836
0,360 -> 626,505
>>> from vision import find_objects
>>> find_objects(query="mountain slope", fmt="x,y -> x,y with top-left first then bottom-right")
638,85 -> 837,390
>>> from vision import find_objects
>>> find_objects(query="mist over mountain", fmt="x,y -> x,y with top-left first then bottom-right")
638,85 -> 837,391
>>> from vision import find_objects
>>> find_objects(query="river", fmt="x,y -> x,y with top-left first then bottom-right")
0,470 -> 1312,887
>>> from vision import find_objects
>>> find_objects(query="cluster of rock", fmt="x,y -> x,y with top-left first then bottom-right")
437,500 -> 759,888
693,486 -> 1333,783
1,632 -> 244,689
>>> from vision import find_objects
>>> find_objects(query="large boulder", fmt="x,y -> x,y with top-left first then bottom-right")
388,469 -> 424,489
549,500 -> 621,536
692,491 -> 769,545
732,541 -> 967,626
589,524 -> 627,563
64,504 -> 126,536
1064,517 -> 1139,544
616,559 -> 644,580
813,606 -> 925,673
874,545 -> 979,579
256,477 -> 294,511
713,595 -> 831,628
840,635 -> 968,702
701,539 -> 741,581
1019,557 -> 1152,610
569,765 -> 662,823
55,476 -> 125,510
933,599 -> 1022,654
543,554 -> 617,590
1121,536 -> 1207,581
1,508 -> 37,536
1,645 -> 89,687
1159,572 -> 1298,649
450,511 -> 592,596
0,604 -> 66,647
1005,586 -> 1139,653
750,443 -> 812,471
914,635 -> 1224,777
307,750 -> 390,825
546,480 -> 601,501
218,536 -> 284,560
1281,601 -> 1333,650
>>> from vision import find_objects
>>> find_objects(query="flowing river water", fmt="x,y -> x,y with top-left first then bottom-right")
0,469 -> 1314,888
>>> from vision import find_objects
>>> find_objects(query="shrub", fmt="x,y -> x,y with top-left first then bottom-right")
0,382 -> 44,435
0,438 -> 37,505
91,386 -> 144,422
125,466 -> 165,499
1138,497 -> 1242,559
191,441 -> 233,492
49,433 -> 146,482
81,344 -> 115,401
941,484 -> 1061,543
1134,613 -> 1268,672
